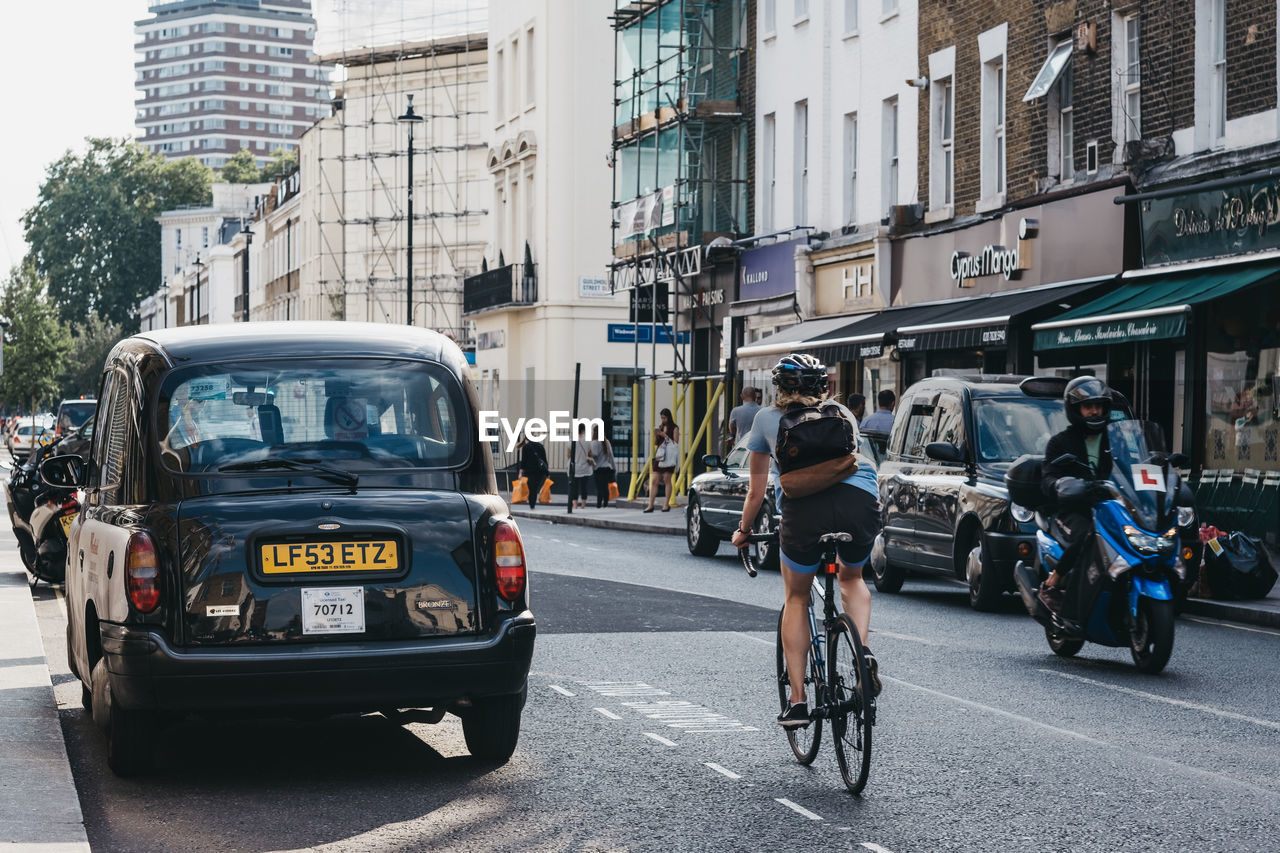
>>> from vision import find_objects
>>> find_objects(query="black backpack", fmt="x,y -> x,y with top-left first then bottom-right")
776,402 -> 856,475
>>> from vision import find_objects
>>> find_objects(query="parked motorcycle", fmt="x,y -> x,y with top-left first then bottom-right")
1006,420 -> 1192,674
4,426 -> 83,586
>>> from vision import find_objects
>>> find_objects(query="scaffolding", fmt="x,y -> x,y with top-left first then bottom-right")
608,0 -> 750,499
307,0 -> 489,341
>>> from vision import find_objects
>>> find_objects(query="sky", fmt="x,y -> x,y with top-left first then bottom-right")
0,0 -> 485,274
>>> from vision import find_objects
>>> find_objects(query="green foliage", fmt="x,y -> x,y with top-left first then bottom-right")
259,147 -> 298,183
21,138 -> 213,333
219,148 -> 262,184
0,265 -> 73,414
61,312 -> 123,400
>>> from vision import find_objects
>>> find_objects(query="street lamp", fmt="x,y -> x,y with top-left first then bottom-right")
240,220 -> 253,323
397,93 -> 424,326
192,254 -> 205,326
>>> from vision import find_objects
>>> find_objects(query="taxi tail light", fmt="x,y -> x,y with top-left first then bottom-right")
125,532 -> 161,613
492,521 -> 527,602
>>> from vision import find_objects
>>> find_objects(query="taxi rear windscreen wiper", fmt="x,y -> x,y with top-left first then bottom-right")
216,457 -> 359,492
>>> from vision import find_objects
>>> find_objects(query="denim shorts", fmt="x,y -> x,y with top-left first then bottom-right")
779,484 -> 881,574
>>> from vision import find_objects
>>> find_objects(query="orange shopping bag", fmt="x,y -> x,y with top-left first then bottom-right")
538,478 -> 553,504
608,481 -> 620,501
511,477 -> 529,504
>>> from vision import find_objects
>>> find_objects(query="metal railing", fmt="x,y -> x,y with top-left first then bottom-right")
463,263 -> 537,314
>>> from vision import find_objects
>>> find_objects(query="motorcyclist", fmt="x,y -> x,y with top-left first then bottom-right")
1037,376 -> 1114,618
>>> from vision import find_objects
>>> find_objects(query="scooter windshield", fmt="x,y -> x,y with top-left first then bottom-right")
1106,420 -> 1171,532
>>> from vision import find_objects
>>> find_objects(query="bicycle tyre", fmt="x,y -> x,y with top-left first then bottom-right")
776,607 -> 821,764
828,613 -> 872,795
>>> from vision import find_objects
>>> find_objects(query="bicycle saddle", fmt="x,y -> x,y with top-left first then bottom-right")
819,532 -> 854,543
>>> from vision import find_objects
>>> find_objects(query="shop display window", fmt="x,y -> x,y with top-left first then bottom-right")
1205,287 -> 1280,473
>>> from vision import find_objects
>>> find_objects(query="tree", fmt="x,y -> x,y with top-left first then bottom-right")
259,147 -> 298,183
0,265 -> 73,418
61,312 -> 122,400
21,138 -> 213,333
220,149 -> 262,184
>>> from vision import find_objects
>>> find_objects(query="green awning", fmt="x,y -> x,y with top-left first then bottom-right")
1032,261 -> 1280,350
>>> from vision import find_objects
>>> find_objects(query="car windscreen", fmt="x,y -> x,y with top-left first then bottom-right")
156,358 -> 471,474
972,397 -> 1070,464
57,402 -> 95,430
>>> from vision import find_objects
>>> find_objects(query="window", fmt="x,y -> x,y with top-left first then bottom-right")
882,0 -> 898,16
795,0 -> 809,21
843,112 -> 858,225
1058,61 -> 1074,180
932,395 -> 965,448
1210,0 -> 1226,141
901,399 -> 937,459
882,97 -> 899,213
494,48 -> 504,121
794,101 -> 808,225
509,38 -> 520,117
201,226 -> 209,248
99,370 -> 131,496
764,0 -> 776,33
176,229 -> 182,251
845,0 -> 858,32
762,113 -> 776,231
1122,15 -> 1141,141
930,77 -> 954,209
982,56 -> 1006,199
525,27 -> 535,107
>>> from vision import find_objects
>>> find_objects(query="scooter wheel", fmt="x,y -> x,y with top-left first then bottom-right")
1045,626 -> 1084,658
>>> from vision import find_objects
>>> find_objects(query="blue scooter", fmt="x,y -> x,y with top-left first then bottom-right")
1007,420 -> 1191,674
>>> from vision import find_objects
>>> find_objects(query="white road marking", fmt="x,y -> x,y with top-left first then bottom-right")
870,629 -> 944,647
775,798 -> 822,821
594,707 -> 622,720
549,685 -> 576,697
734,632 -> 773,647
1038,669 -> 1280,732
53,585 -> 68,618
704,762 -> 742,780
886,675 -> 1280,797
1182,615 -> 1280,638
860,843 -> 895,853
623,699 -> 759,732
582,681 -> 671,697
643,732 -> 678,747
564,541 -> 580,547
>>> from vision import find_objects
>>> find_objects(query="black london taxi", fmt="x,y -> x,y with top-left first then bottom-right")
41,323 -> 534,774
870,375 -> 1080,610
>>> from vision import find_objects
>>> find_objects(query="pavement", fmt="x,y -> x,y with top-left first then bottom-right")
510,496 -> 1280,628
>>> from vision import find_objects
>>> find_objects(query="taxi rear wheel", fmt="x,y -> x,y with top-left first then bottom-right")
91,658 -> 155,776
462,685 -> 526,763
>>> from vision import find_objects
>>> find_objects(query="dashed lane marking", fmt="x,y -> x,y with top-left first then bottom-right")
775,798 -> 822,821
1182,615 -> 1280,638
594,707 -> 622,720
549,685 -> 576,697
1038,669 -> 1280,732
582,681 -> 672,697
622,699 -> 759,733
704,762 -> 742,780
643,732 -> 678,747
860,844 -> 895,852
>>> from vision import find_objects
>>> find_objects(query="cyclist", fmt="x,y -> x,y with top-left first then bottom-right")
731,353 -> 882,727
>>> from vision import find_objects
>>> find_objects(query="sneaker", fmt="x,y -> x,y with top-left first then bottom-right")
777,701 -> 810,728
862,649 -> 883,697
1037,582 -> 1065,614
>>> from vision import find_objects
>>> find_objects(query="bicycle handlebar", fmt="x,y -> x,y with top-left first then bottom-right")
736,532 -> 777,579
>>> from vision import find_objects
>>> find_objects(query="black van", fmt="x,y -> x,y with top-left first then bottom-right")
43,323 -> 535,774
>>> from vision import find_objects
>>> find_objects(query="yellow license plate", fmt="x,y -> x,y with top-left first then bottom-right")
260,540 -> 400,574
58,514 -> 75,536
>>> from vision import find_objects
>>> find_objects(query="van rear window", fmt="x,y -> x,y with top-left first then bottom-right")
157,359 -> 470,473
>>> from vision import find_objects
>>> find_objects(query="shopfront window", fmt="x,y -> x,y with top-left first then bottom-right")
1205,287 -> 1280,472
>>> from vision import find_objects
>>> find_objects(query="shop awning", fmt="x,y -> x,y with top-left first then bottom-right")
1032,262 -> 1280,351
736,314 -> 867,370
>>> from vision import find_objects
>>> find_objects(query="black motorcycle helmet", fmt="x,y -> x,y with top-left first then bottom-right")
772,353 -> 828,395
1064,376 -> 1112,434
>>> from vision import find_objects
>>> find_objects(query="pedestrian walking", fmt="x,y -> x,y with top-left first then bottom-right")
727,386 -> 761,447
588,433 -> 616,508
859,389 -> 896,433
849,393 -> 866,424
517,435 -> 549,510
644,408 -> 680,513
570,423 -> 593,509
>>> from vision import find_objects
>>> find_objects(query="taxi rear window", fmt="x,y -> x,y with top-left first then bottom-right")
156,359 -> 470,474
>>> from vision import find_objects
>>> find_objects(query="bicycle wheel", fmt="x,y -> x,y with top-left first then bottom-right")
828,613 -> 872,794
776,607 -> 821,764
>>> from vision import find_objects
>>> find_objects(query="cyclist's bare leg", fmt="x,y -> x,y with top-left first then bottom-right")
781,566 -> 814,703
837,561 -> 871,644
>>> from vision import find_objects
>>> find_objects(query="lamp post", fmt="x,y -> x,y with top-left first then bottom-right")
397,93 -> 424,326
240,220 -> 253,323
192,254 -> 205,326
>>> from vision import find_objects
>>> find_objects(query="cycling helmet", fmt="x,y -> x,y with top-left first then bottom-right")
1064,376 -> 1112,435
772,353 -> 828,395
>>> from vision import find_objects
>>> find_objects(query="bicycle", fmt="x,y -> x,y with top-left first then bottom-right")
740,531 -> 876,794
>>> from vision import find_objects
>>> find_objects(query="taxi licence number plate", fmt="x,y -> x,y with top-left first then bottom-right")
260,540 -> 399,574
58,514 -> 75,537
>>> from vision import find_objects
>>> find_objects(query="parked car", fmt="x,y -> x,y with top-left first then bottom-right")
687,444 -> 781,571
869,375 -> 1123,610
54,397 -> 96,438
44,322 -> 535,775
8,423 -> 53,457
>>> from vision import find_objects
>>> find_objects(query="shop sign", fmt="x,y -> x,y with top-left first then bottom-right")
678,288 -> 725,311
858,342 -> 885,359
1140,177 -> 1280,265
739,237 -> 805,301
629,282 -> 669,323
579,276 -> 613,298
607,323 -> 690,345
949,218 -> 1038,287
476,329 -> 506,351
1033,313 -> 1186,351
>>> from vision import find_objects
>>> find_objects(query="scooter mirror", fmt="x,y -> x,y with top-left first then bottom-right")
38,454 -> 86,489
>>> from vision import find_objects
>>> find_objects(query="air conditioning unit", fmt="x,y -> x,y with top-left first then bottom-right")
888,204 -> 923,230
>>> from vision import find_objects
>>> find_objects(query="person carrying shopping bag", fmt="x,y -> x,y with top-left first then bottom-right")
569,423 -> 594,509
517,435 -> 549,511
588,433 -> 616,508
644,408 -> 680,513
